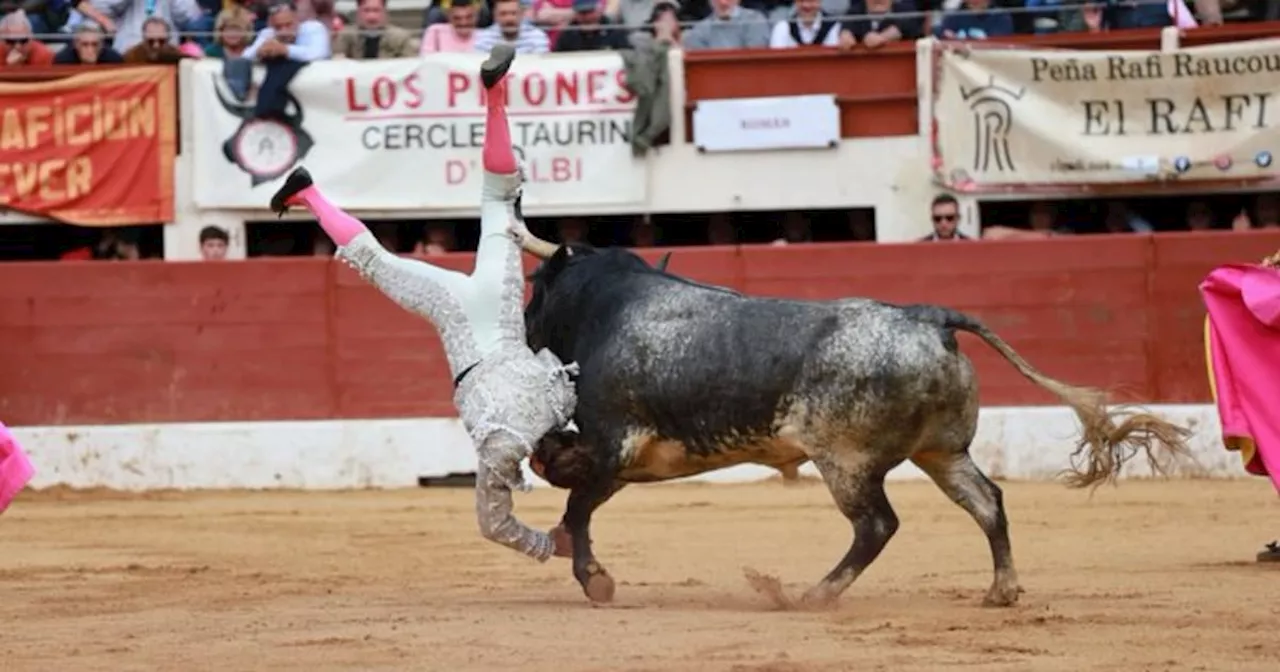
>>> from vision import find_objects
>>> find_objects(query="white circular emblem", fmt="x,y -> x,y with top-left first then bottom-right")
232,118 -> 298,178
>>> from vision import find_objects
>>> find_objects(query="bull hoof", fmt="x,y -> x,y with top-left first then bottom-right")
982,584 -> 1021,608
798,587 -> 839,611
582,562 -> 615,604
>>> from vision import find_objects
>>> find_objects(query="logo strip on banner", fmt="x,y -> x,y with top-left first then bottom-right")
930,38 -> 1280,192
0,67 -> 176,226
192,53 -> 647,211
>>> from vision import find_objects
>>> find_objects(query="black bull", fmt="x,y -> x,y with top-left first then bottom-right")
522,244 -> 1191,608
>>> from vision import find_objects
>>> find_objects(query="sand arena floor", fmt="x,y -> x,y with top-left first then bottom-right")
1,479 -> 1277,672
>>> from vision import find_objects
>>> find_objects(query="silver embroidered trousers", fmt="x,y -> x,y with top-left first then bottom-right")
335,169 -> 577,563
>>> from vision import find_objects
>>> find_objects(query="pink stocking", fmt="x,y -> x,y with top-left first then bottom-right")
483,79 -> 517,175
296,187 -> 367,247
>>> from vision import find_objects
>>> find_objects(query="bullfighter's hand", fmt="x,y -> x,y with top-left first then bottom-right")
1263,250 -> 1280,268
507,218 -> 532,244
550,524 -> 573,558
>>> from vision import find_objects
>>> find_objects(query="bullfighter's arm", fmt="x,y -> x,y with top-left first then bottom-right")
474,454 -> 556,562
1263,249 -> 1280,268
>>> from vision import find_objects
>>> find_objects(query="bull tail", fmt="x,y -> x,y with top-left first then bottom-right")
916,305 -> 1193,490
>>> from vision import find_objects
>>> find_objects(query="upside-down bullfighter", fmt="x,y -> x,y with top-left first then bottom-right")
509,223 -> 1192,608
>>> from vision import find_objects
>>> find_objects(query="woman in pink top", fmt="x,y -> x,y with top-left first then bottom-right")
421,0 -> 480,53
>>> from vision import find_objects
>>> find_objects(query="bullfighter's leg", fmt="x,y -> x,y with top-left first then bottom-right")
562,480 -> 627,603
911,450 -> 1021,607
802,452 -> 902,607
270,167 -> 471,319
470,43 -> 527,346
474,445 -> 556,562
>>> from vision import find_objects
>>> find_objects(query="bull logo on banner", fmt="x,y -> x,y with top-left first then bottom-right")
958,77 -> 1025,176
212,74 -> 314,187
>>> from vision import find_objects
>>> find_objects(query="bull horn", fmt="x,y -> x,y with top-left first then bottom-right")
513,227 -> 561,260
655,252 -> 672,271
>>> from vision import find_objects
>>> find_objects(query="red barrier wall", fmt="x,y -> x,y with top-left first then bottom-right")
3,231 -> 1278,426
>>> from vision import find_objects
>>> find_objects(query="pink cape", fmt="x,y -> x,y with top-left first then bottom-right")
0,421 -> 35,513
1200,264 -> 1280,494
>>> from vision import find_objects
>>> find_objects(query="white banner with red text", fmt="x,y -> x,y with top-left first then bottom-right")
187,53 -> 645,210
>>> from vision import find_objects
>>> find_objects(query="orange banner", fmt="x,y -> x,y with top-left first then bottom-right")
0,67 -> 176,226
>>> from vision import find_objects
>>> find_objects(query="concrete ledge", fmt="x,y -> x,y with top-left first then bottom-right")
11,404 -> 1247,491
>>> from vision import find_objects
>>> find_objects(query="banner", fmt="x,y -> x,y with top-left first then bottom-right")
932,38 -> 1280,190
189,53 -> 646,210
0,67 -> 176,226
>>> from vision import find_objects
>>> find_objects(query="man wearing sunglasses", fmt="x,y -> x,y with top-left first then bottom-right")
920,193 -> 973,241
54,20 -> 125,63
0,10 -> 54,67
122,16 -> 189,63
93,0 -> 204,53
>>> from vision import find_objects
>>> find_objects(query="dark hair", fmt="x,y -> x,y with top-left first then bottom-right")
930,194 -> 959,209
450,0 -> 474,7
648,0 -> 679,23
531,428 -> 597,490
199,225 -> 230,243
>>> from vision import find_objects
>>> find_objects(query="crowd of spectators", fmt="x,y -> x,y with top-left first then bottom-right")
0,0 -> 1265,68
0,0 -> 1275,261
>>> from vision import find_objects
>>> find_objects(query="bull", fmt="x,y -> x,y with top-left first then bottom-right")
513,231 -> 1191,609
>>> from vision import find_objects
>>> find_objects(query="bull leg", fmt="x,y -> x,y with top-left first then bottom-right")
801,454 -> 901,608
563,480 -> 626,604
911,450 -> 1020,607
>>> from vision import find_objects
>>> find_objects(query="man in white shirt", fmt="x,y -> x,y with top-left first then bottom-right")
769,0 -> 840,48
473,0 -> 550,54
243,0 -> 332,63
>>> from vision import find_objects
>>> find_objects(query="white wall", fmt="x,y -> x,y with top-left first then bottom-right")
11,404 -> 1247,492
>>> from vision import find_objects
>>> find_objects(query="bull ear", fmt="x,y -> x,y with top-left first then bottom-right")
655,252 -> 672,271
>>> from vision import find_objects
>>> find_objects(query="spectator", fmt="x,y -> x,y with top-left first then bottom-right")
838,0 -> 921,50
332,0 -> 417,59
983,201 -> 1073,239
243,0 -> 329,62
557,218 -> 588,244
413,224 -> 456,255
53,19 -> 122,62
472,0 -> 550,54
612,0 -> 662,29
96,228 -> 142,260
707,214 -> 738,245
683,0 -> 770,51
419,0 -> 477,53
629,0 -> 680,48
199,225 -> 230,260
181,0 -> 218,48
242,1 -> 329,122
1102,200 -> 1153,233
920,194 -> 971,241
937,0 -> 1014,40
630,218 -> 657,246
1186,200 -> 1215,231
771,212 -> 812,245
1236,193 -> 1280,229
122,17 -> 189,62
306,0 -> 343,40
204,6 -> 254,58
423,0 -> 490,29
531,0 -> 576,46
770,0 -> 840,49
554,0 -> 628,51
1,10 -> 55,66
1059,0 -> 1110,33
91,0 -> 203,53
